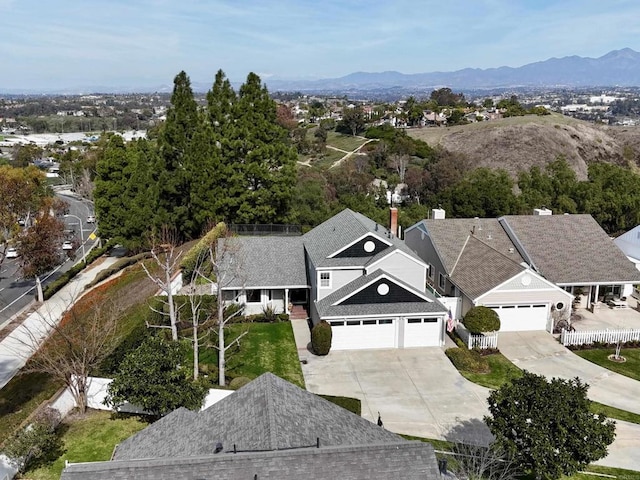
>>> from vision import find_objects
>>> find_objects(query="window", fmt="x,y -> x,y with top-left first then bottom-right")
379,319 -> 393,325
427,264 -> 434,280
319,271 -> 331,288
363,319 -> 376,325
408,318 -> 422,324
438,273 -> 445,290
330,321 -> 344,327
246,289 -> 261,303
346,320 -> 360,326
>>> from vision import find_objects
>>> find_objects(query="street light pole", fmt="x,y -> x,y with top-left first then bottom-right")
64,214 -> 85,263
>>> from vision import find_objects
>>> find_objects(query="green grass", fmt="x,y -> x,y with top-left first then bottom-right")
224,321 -> 305,387
455,351 -> 523,389
573,347 -> 640,381
26,409 -> 148,480
326,130 -> 369,151
590,401 -> 640,424
0,373 -> 63,444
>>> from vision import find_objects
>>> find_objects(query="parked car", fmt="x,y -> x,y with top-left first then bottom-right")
5,247 -> 18,258
62,241 -> 73,250
86,215 -> 96,224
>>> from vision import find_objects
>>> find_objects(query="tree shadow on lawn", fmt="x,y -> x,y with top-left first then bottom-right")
444,417 -> 495,447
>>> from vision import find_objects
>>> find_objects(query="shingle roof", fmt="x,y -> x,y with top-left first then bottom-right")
218,236 -> 309,289
303,209 -> 422,268
62,373 -> 441,480
500,214 -> 640,284
315,270 -> 448,318
450,235 -> 525,300
113,372 -> 404,461
422,218 -> 524,273
62,442 -> 441,480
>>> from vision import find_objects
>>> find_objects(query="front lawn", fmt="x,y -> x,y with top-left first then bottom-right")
223,321 -> 304,387
25,409 -> 148,480
573,347 -> 640,381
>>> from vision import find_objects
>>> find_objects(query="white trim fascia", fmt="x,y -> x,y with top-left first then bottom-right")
365,248 -> 427,272
220,284 -> 309,290
327,232 -> 392,258
556,281 -> 640,286
475,269 -> 573,303
331,272 -> 432,306
321,312 -> 447,320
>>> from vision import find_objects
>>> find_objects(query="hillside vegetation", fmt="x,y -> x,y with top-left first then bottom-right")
408,113 -> 640,179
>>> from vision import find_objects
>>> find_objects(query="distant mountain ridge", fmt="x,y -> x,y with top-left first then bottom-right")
264,48 -> 640,92
2,48 -> 639,95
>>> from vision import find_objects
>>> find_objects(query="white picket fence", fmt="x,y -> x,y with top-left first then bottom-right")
561,328 -> 640,347
456,324 -> 498,350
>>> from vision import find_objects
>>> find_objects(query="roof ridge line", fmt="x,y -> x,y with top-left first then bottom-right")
451,235 -> 470,274
266,375 -> 279,450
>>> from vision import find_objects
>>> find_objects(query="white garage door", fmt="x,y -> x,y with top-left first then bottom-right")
328,318 -> 396,350
488,304 -> 548,332
403,317 -> 442,347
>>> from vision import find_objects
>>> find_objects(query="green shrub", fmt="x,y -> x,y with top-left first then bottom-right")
463,306 -> 500,334
445,347 -> 490,374
277,313 -> 289,322
229,376 -> 252,389
311,320 -> 332,355
319,394 -> 361,416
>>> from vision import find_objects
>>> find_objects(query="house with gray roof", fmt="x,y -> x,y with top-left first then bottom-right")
219,208 -> 449,349
60,373 -> 442,480
404,209 -> 640,332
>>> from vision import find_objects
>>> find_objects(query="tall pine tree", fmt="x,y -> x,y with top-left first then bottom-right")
156,71 -> 199,238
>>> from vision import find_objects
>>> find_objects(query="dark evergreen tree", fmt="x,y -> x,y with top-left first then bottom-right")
156,71 -> 199,238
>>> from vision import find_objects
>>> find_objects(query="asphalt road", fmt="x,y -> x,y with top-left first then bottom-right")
0,193 -> 98,323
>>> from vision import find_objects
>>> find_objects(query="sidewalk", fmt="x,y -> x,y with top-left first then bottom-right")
0,256 -> 121,390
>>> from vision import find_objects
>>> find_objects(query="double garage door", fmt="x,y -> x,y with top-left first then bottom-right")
487,304 -> 549,332
328,317 -> 442,350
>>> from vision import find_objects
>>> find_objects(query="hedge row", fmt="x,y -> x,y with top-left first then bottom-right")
567,340 -> 640,351
42,240 -> 116,300
85,252 -> 152,289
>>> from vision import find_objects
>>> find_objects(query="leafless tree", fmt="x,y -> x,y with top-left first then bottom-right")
74,167 -> 95,201
195,230 -> 246,386
142,226 -> 183,341
389,153 -> 409,184
15,295 -> 124,413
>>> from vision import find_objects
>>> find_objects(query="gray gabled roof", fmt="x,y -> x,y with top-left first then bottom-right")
614,225 -> 640,262
315,269 -> 448,318
303,209 -> 422,268
113,372 -> 404,461
421,217 -> 524,273
500,214 -> 640,284
218,236 -> 309,289
450,235 -> 525,300
62,442 -> 441,480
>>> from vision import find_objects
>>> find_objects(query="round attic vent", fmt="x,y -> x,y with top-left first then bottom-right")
364,240 -> 376,253
377,283 -> 390,295
521,275 -> 532,286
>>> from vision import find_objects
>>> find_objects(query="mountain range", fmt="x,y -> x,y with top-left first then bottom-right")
263,48 -> 640,93
2,48 -> 640,95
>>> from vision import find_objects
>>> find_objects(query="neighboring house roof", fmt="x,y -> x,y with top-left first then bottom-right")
614,225 -> 640,262
218,236 -> 308,289
500,214 -> 640,285
417,218 -> 524,273
61,373 -> 441,480
450,235 -> 525,300
303,209 -> 421,269
315,269 -> 447,318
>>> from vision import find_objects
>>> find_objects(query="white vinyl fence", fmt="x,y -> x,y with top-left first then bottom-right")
456,324 -> 498,350
561,328 -> 640,347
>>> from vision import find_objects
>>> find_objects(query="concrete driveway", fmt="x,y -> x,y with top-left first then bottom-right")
299,343 -> 492,444
498,331 -> 640,415
499,330 -> 640,471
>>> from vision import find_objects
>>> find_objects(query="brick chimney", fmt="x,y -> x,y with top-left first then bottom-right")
389,207 -> 398,237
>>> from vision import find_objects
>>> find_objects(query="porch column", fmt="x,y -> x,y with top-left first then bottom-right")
594,285 -> 599,306
285,288 -> 289,314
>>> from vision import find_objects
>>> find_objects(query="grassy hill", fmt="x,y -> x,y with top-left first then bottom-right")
407,113 -> 640,179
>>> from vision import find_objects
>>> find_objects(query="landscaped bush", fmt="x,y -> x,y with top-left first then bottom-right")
311,320 -> 332,355
85,252 -> 152,288
319,394 -> 361,416
445,347 -> 490,374
229,376 -> 252,389
463,306 -> 500,334
180,222 -> 227,280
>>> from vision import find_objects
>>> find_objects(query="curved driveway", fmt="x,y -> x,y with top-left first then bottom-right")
499,331 -> 640,470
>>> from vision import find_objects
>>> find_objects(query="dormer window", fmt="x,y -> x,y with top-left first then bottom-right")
320,272 -> 331,288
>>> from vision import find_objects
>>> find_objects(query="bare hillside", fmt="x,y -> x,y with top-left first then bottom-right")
408,113 -> 640,180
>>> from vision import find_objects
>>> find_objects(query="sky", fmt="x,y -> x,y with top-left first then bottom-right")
1,0 -> 640,91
